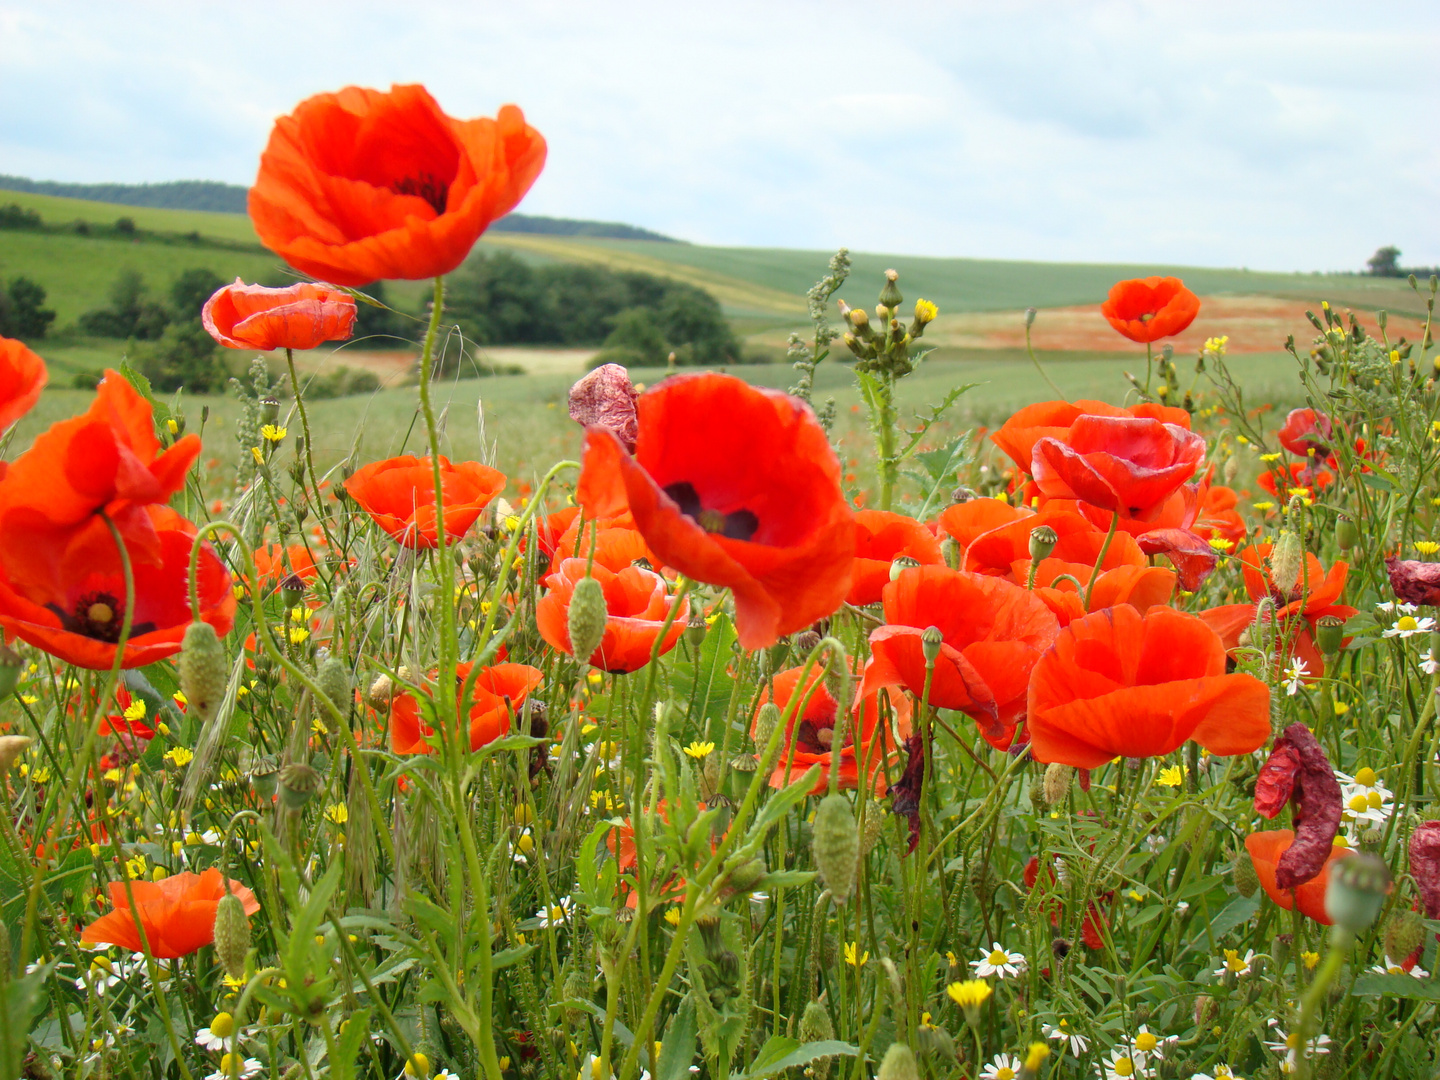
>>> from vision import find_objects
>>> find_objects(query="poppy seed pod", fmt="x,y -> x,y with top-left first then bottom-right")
1314,615 -> 1345,656
280,574 -> 306,610
890,555 -> 922,582
250,757 -> 279,801
566,575 -> 608,664
1324,852 -> 1390,934
920,626 -> 943,665
753,702 -> 782,754
800,1002 -> 836,1079
1028,525 -> 1059,564
877,1044 -> 919,1080
812,793 -> 859,902
213,892 -> 251,980
1335,515 -> 1359,551
878,269 -> 903,310
179,622 -> 229,724
1269,531 -> 1304,600
278,762 -> 322,810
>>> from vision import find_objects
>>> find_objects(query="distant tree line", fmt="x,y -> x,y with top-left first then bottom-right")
1367,246 -> 1439,279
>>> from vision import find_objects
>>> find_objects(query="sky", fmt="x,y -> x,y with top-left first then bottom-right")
2,0 -> 1437,272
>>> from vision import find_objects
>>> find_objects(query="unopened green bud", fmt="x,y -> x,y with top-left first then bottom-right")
1269,530 -> 1304,600
315,656 -> 351,714
859,801 -> 885,855
877,1043 -> 918,1080
179,622 -> 229,724
1042,762 -> 1073,805
890,555 -> 921,581
278,762 -> 321,810
1232,849 -> 1259,898
878,269 -> 903,310
1024,307 -> 1037,330
812,793 -> 859,903
1315,615 -> 1345,656
1383,910 -> 1426,963
1335,515 -> 1359,551
0,643 -> 21,698
754,702 -> 781,753
1028,525 -> 1058,564
921,626 -> 943,665
800,1002 -> 835,1079
1325,852 -> 1390,934
567,575 -> 608,663
213,892 -> 250,980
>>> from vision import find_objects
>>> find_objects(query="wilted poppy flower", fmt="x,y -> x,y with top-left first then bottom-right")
990,399 -> 1190,477
754,664 -> 910,794
536,558 -> 687,673
0,505 -> 236,670
848,509 -> 943,605
80,869 -> 260,958
1027,605 -> 1270,770
568,363 -> 639,453
1245,830 -> 1352,924
1277,407 -> 1333,459
345,455 -> 505,548
1384,556 -> 1440,607
0,335 -> 47,431
1031,415 -> 1207,519
1099,277 -> 1201,343
863,565 -> 1058,750
249,84 -> 546,286
576,373 -> 854,650
0,371 -> 201,595
201,279 -> 356,351
390,662 -> 543,754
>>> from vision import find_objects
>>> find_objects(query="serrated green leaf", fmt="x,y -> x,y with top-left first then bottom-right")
731,1037 -> 859,1080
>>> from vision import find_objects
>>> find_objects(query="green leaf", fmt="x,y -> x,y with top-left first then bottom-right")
491,944 -> 537,971
672,612 -> 739,725
749,765 -> 821,838
118,360 -> 171,426
912,434 -> 968,482
731,1037 -> 859,1080
1350,972 -> 1440,1000
329,1007 -> 373,1080
0,965 -> 49,1078
656,996 -> 698,1080
1207,894 -> 1258,939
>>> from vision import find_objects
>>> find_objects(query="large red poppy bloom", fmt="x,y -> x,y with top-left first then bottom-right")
990,399 -> 1191,477
345,455 -> 505,549
939,502 -> 1145,582
0,505 -> 235,670
536,558 -> 688,673
1245,830 -> 1352,924
1099,277 -> 1201,343
754,664 -> 911,795
848,509 -> 943,606
862,565 -> 1059,750
1031,415 -> 1206,518
576,373 -> 854,650
1026,605 -> 1270,770
0,335 -> 47,430
202,279 -> 356,351
1032,562 -> 1176,627
390,662 -> 543,754
80,869 -> 260,958
545,523 -> 655,577
249,84 -> 546,286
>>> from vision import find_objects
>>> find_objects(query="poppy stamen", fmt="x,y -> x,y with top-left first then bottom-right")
49,591 -> 157,643
662,481 -> 760,542
390,173 -> 451,215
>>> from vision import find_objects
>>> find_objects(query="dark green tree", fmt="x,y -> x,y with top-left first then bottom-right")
79,268 -> 170,339
1367,246 -> 1402,277
602,308 -> 669,366
169,268 -> 226,322
0,277 -> 56,339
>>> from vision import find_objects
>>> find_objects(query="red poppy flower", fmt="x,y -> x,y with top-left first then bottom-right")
1027,605 -> 1270,769
1194,481 -> 1247,547
0,371 -> 201,594
1256,461 -> 1334,498
863,565 -> 1058,750
848,509 -> 943,605
0,335 -> 47,431
536,558 -> 687,673
1032,563 -> 1176,627
201,279 -> 356,351
345,455 -> 505,548
1099,277 -> 1201,343
252,543 -> 320,587
754,664 -> 910,795
80,869 -> 260,958
576,373 -> 854,650
545,523 -> 655,577
0,505 -> 236,670
990,398 -> 1191,476
390,662 -> 543,754
940,502 -> 1145,582
1245,830 -> 1352,924
1031,415 -> 1207,518
99,686 -> 157,749
1277,407 -> 1332,459
249,85 -> 546,286
1024,855 -> 1109,950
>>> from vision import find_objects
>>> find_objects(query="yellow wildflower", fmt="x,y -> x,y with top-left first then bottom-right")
261,424 -> 288,443
683,741 -> 715,760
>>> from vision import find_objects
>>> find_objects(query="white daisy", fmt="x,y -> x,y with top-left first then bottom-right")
1127,1025 -> 1175,1066
1282,659 -> 1309,696
1191,1066 -> 1243,1080
1369,956 -> 1430,979
1212,948 -> 1256,979
1336,767 -> 1393,841
1382,614 -> 1436,638
74,956 -> 124,996
1422,649 -> 1439,676
1044,1019 -> 1090,1055
1264,1019 -> 1332,1074
533,896 -> 573,928
970,942 -> 1026,979
1375,601 -> 1417,614
205,1055 -> 263,1080
980,1053 -> 1022,1080
1097,1046 -> 1152,1079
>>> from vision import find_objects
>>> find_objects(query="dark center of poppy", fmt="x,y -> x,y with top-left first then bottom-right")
47,591 -> 156,643
390,173 -> 450,215
794,714 -> 851,754
663,481 -> 759,542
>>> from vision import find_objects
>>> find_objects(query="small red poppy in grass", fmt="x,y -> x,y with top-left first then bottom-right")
1099,276 -> 1201,343
1256,461 -> 1333,499
1031,414 -> 1207,519
390,662 -> 543,754
1024,855 -> 1108,951
201,279 -> 356,351
536,558 -> 688,673
1277,407 -> 1333,459
249,85 -> 546,286
1245,830 -> 1352,924
0,505 -> 236,670
545,523 -> 655,577
80,868 -> 260,958
576,372 -> 854,650
863,565 -> 1058,750
345,455 -> 505,549
847,509 -> 943,605
251,543 -> 320,588
753,664 -> 911,795
990,398 -> 1191,477
0,335 -> 47,431
1026,605 -> 1270,770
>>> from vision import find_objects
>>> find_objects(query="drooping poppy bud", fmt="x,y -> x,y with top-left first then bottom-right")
1232,849 -> 1259,897
877,1044 -> 919,1080
179,622 -> 229,724
213,891 -> 251,980
1383,910 -> 1427,965
566,575 -> 609,663
1269,531 -> 1304,600
753,701 -> 782,755
315,656 -> 351,715
812,793 -> 859,902
1042,763 -> 1072,805
1325,852 -> 1390,934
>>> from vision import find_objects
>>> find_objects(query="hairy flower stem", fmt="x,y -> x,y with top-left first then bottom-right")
1082,511 -> 1120,611
1294,927 -> 1351,1080
1024,320 -> 1063,396
877,378 -> 899,511
283,346 -> 322,508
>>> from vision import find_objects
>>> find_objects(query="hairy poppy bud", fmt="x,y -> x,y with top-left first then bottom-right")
251,757 -> 279,801
278,762 -> 322,810
1028,525 -> 1058,564
722,856 -> 767,895
860,801 -> 885,855
1042,762 -> 1073,805
877,1044 -> 918,1080
0,734 -> 31,773
1335,515 -> 1359,551
213,892 -> 251,980
315,656 -> 351,714
1315,615 -> 1345,656
878,269 -> 903,311
754,702 -> 781,753
0,643 -> 21,698
1325,852 -> 1390,934
800,1002 -> 835,1079
567,576 -> 608,663
812,793 -> 859,903
179,622 -> 229,724
921,626 -> 943,665
890,555 -> 921,581
1232,849 -> 1259,897
1269,531 -> 1304,600
1383,910 -> 1426,964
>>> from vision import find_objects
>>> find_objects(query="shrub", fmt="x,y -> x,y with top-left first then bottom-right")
0,276 -> 56,340
0,203 -> 41,229
133,321 -> 227,392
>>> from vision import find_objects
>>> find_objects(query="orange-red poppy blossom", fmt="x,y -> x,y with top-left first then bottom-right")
576,373 -> 854,650
1245,830 -> 1352,924
1257,461 -> 1333,499
201,279 -> 356,351
1277,407 -> 1333,459
1026,605 -> 1270,770
1099,277 -> 1201,343
345,455 -> 505,548
863,565 -> 1058,750
990,398 -> 1191,477
847,509 -> 944,606
1031,414 -> 1207,519
536,558 -> 688,673
939,502 -> 1145,582
754,664 -> 911,795
0,335 -> 47,430
249,85 -> 546,286
0,505 -> 236,670
544,522 -> 655,577
251,542 -> 320,588
1032,562 -> 1176,627
390,662 -> 543,754
80,869 -> 260,958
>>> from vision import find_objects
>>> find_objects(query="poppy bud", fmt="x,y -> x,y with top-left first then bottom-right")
179,622 -> 229,725
877,1043 -> 918,1080
213,892 -> 251,980
1192,995 -> 1215,1028
278,762 -> 322,810
1314,615 -> 1345,656
1024,307 -> 1037,330
914,1024 -> 957,1062
1223,455 -> 1239,485
1335,515 -> 1358,551
0,734 -> 31,774
1028,525 -> 1059,564
0,643 -> 21,698
754,702 -> 781,753
812,793 -> 859,902
722,856 -> 768,895
1042,763 -> 1073,804
921,626 -> 943,665
1324,852 -> 1390,934
251,757 -> 279,801
1232,849 -> 1259,897
800,1002 -> 835,1079
567,576 -> 608,663
1383,910 -> 1426,964
562,969 -> 591,1028
859,801 -> 885,855
890,555 -> 921,581
1269,531 -> 1304,600
315,656 -> 351,714
878,269 -> 903,311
